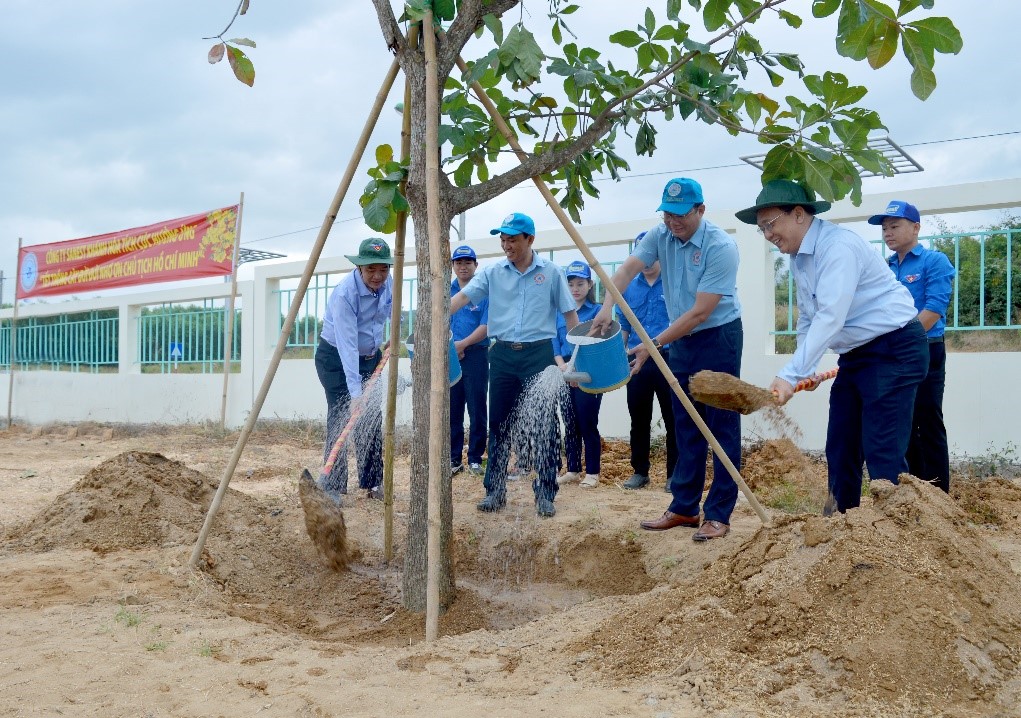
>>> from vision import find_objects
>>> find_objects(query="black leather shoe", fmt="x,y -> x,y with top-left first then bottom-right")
535,497 -> 556,518
477,493 -> 506,512
623,473 -> 649,490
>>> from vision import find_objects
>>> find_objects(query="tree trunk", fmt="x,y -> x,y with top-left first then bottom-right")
401,87 -> 456,612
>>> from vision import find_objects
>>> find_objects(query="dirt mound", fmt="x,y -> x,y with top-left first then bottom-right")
6,451 -> 219,553
690,369 -> 776,414
569,476 -> 1021,715
952,476 -> 1021,529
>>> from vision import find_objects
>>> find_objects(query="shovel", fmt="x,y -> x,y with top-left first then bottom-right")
299,346 -> 391,570
689,368 -> 838,415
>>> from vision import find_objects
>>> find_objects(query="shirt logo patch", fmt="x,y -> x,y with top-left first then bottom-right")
534,273 -> 546,284
692,250 -> 702,266
905,274 -> 921,283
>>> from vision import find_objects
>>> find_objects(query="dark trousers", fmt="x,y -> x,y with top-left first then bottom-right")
483,341 -> 560,502
564,387 -> 603,474
626,349 -> 677,477
450,345 -> 489,465
827,319 -> 928,512
666,319 -> 743,524
906,339 -> 950,492
314,338 -> 383,491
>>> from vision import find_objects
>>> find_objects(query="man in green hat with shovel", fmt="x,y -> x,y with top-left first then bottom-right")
735,180 -> 928,513
314,237 -> 394,503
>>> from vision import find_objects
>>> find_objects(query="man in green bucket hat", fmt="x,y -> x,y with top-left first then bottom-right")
736,179 -> 928,513
314,237 -> 395,503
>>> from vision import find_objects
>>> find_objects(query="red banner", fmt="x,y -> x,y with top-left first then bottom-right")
16,205 -> 240,300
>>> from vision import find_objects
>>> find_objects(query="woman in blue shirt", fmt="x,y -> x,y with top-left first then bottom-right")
556,262 -> 604,488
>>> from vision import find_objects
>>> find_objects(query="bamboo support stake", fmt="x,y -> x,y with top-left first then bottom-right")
454,55 -> 770,527
383,68 -> 415,565
220,192 -> 245,432
7,238 -> 22,429
423,12 -> 446,642
188,57 -> 403,569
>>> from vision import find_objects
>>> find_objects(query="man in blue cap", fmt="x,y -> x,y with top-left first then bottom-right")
736,180 -> 928,514
450,212 -> 578,517
616,241 -> 677,491
592,178 -> 743,541
449,245 -> 489,476
315,237 -> 394,502
870,200 -> 956,492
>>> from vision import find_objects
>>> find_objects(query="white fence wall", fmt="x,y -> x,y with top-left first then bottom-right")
3,178 -> 1020,457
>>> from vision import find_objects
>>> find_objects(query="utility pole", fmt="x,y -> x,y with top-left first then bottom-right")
0,270 -> 5,306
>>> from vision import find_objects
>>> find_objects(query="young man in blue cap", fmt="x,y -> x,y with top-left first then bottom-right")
870,200 -> 956,492
555,260 -> 604,488
450,212 -> 578,517
315,237 -> 394,502
449,245 -> 489,476
736,180 -> 928,513
592,178 -> 743,541
616,243 -> 677,491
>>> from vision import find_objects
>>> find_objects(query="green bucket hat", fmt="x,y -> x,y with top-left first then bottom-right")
735,179 -> 831,225
345,237 -> 394,266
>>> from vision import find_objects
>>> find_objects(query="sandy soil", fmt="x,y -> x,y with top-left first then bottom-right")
2,424 -> 1021,718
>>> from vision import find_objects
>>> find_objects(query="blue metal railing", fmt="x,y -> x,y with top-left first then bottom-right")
136,300 -> 240,373
0,311 -> 119,373
772,228 -> 1021,335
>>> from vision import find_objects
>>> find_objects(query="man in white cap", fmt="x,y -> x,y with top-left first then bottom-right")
450,213 -> 578,518
592,178 -> 743,541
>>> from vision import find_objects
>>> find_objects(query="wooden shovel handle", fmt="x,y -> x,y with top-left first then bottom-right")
789,367 -> 839,394
321,346 -> 391,480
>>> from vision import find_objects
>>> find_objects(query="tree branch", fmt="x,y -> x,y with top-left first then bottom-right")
368,0 -> 405,55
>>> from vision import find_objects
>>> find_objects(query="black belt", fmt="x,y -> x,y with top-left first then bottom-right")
928,336 -> 944,344
493,339 -> 549,351
360,349 -> 382,360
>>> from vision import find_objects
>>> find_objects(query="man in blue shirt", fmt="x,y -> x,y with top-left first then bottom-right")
449,245 -> 489,476
315,238 -> 394,502
616,244 -> 677,491
593,178 -> 743,541
450,213 -> 578,518
736,180 -> 928,513
870,200 -> 956,492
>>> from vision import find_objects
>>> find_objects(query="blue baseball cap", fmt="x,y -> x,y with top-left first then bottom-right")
565,261 -> 591,280
490,212 -> 535,237
451,245 -> 477,261
868,200 -> 921,225
657,178 -> 703,214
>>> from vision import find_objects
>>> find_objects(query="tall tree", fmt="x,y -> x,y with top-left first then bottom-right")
211,0 -> 962,610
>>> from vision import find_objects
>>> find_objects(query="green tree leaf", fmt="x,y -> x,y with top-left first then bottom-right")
703,0 -> 730,31
226,46 -> 255,87
363,199 -> 390,231
375,144 -> 394,166
910,63 -> 937,99
609,30 -> 643,48
907,16 -> 963,54
867,23 -> 899,69
433,0 -> 456,21
812,0 -> 841,17
228,38 -> 256,48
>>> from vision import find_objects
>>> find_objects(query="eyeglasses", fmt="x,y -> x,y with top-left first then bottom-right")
661,206 -> 699,222
756,211 -> 790,235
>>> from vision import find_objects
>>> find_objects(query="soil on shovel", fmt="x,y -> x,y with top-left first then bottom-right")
689,369 -> 776,414
298,468 -> 349,571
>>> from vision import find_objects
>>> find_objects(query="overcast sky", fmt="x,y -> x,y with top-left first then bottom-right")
2,0 -> 1018,304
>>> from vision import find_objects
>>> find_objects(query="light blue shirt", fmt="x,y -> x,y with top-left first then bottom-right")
555,299 -> 601,358
632,220 -> 741,331
320,270 -> 393,397
779,217 -> 918,385
461,252 -> 574,343
450,278 -> 489,346
617,272 -> 671,350
887,244 -> 955,338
